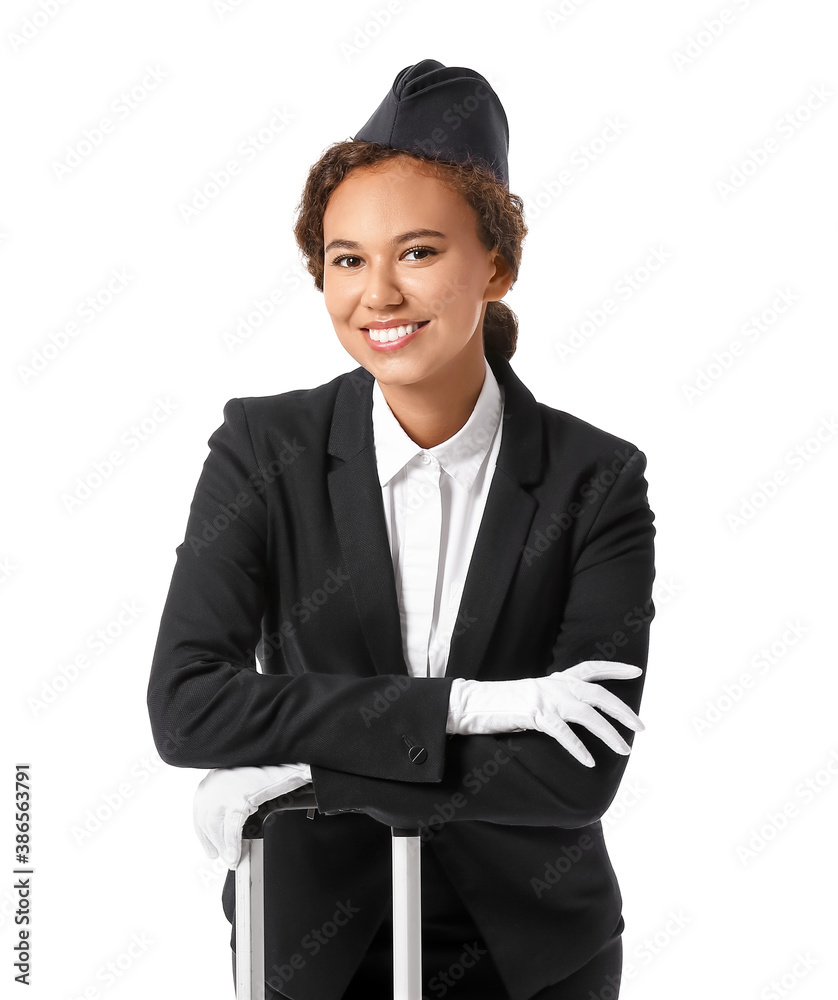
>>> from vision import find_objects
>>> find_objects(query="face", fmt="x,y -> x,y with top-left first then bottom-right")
322,157 -> 511,387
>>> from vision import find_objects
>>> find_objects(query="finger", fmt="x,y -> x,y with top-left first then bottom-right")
193,804 -> 220,859
222,809 -> 246,870
538,718 -> 596,767
195,826 -> 219,860
561,704 -> 633,755
229,817 -> 245,870
562,662 -> 642,683
575,684 -> 645,731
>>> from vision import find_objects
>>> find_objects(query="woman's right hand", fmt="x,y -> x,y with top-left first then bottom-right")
193,763 -> 312,869
445,661 -> 645,767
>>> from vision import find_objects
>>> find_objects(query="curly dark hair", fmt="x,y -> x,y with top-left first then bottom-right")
292,140 -> 528,360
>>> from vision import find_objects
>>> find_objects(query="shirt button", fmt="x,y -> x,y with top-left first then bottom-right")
420,453 -> 431,464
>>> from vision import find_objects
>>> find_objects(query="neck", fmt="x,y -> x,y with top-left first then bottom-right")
376,336 -> 488,449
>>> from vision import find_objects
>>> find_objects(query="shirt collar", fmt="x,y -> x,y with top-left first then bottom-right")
371,353 -> 504,491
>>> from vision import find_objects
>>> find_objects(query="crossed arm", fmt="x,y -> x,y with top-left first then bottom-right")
292,447 -> 655,832
147,400 -> 655,858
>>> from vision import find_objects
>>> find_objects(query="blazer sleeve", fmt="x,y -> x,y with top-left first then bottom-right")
309,447 -> 656,829
146,398 -> 454,782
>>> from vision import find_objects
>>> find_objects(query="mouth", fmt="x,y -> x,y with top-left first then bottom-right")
362,320 -> 430,350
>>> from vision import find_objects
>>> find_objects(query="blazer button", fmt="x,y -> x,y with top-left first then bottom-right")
409,745 -> 427,764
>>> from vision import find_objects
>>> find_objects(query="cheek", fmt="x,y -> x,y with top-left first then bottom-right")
430,260 -> 482,318
322,280 -> 347,318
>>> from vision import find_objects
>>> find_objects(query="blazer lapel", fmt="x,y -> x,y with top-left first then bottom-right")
326,351 -> 543,681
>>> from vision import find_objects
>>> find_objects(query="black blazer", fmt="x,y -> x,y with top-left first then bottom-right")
146,348 -> 656,1000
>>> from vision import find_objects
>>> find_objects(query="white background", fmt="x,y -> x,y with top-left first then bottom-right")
2,0 -> 837,997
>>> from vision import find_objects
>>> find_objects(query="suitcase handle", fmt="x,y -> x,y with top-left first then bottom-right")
241,786 -> 319,840
236,789 -> 422,1000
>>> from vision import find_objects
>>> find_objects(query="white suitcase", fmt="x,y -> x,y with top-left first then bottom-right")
235,786 -> 422,999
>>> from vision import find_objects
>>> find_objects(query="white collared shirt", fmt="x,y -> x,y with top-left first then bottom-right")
372,354 -> 505,678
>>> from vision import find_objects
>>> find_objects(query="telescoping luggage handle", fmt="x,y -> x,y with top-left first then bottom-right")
236,786 -> 422,1000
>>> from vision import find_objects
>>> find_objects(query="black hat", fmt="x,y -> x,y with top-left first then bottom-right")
353,58 -> 510,188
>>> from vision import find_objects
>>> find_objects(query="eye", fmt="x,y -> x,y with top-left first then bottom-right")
403,246 -> 437,262
331,254 -> 362,269
329,246 -> 438,269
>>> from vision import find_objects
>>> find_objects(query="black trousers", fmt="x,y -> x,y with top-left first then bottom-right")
233,846 -> 622,999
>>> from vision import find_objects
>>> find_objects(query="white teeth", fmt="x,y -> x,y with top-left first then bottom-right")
369,322 -> 422,342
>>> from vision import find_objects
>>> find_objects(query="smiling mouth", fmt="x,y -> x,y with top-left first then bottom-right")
364,320 -> 430,343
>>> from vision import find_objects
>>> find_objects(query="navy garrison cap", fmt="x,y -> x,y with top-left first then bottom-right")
353,58 -> 510,188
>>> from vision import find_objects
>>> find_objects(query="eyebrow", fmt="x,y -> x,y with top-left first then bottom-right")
324,229 -> 447,255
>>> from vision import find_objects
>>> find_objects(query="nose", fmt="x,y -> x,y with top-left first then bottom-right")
360,259 -> 404,310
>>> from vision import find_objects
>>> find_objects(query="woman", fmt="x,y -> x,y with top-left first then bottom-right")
148,59 -> 656,999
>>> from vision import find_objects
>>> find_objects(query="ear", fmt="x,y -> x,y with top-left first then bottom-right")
484,248 -> 515,302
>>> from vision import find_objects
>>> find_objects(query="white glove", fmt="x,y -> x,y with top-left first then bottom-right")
193,762 -> 312,869
445,661 -> 645,768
